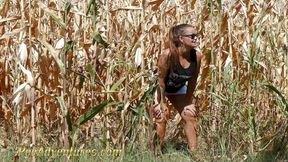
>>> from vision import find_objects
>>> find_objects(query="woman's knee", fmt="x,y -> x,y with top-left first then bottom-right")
181,104 -> 197,122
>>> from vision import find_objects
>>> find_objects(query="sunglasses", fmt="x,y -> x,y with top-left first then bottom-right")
182,34 -> 198,40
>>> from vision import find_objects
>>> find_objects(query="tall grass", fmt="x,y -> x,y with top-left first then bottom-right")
0,0 -> 287,161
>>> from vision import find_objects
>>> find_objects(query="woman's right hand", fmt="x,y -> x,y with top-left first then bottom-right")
153,103 -> 169,122
153,104 -> 162,120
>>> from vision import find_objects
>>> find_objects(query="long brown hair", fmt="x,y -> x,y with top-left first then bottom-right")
168,24 -> 193,70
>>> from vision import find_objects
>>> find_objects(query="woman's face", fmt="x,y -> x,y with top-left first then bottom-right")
179,27 -> 199,48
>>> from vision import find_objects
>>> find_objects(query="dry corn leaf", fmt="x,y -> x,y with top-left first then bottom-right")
221,14 -> 228,33
12,92 -> 23,107
13,82 -> 28,97
40,39 -> 66,75
0,0 -> 10,17
148,0 -> 165,11
0,16 -> 21,24
0,27 -> 25,40
39,2 -> 67,29
117,6 -> 143,10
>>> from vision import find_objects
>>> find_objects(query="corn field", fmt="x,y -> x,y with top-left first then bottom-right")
0,0 -> 287,161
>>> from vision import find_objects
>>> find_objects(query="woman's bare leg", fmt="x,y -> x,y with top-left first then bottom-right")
149,91 -> 169,154
167,95 -> 198,151
181,104 -> 198,150
155,106 -> 167,151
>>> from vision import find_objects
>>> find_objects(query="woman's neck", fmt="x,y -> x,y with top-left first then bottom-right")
178,46 -> 191,59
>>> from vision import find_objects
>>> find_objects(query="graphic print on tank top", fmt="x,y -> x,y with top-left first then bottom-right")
165,49 -> 197,93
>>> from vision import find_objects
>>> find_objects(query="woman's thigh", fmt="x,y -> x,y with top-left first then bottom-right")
166,95 -> 193,113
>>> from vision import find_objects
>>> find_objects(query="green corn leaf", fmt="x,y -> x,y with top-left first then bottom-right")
39,2 -> 67,29
92,32 -> 109,48
264,83 -> 288,111
56,96 -> 66,110
133,82 -> 158,118
86,0 -> 96,15
205,48 -> 212,63
110,77 -> 126,91
87,63 -> 95,87
139,82 -> 158,105
217,0 -> 222,12
50,14 -> 66,29
87,63 -> 104,87
77,99 -> 115,125
65,0 -> 71,16
66,110 -> 73,132
253,25 -> 261,44
65,40 -> 74,52
208,0 -> 214,16
56,96 -> 73,133
79,74 -> 85,89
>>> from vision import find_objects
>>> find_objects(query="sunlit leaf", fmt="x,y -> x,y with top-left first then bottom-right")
134,47 -> 142,67
18,63 -> 33,85
55,38 -> 65,49
13,82 -> 28,96
18,42 -> 28,64
12,93 -> 23,107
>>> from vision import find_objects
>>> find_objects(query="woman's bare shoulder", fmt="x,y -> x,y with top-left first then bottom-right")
196,50 -> 203,62
161,48 -> 170,57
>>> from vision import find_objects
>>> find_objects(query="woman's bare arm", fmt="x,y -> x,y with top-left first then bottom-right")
157,49 -> 170,104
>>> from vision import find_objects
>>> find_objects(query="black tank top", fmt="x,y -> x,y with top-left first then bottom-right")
165,49 -> 197,93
